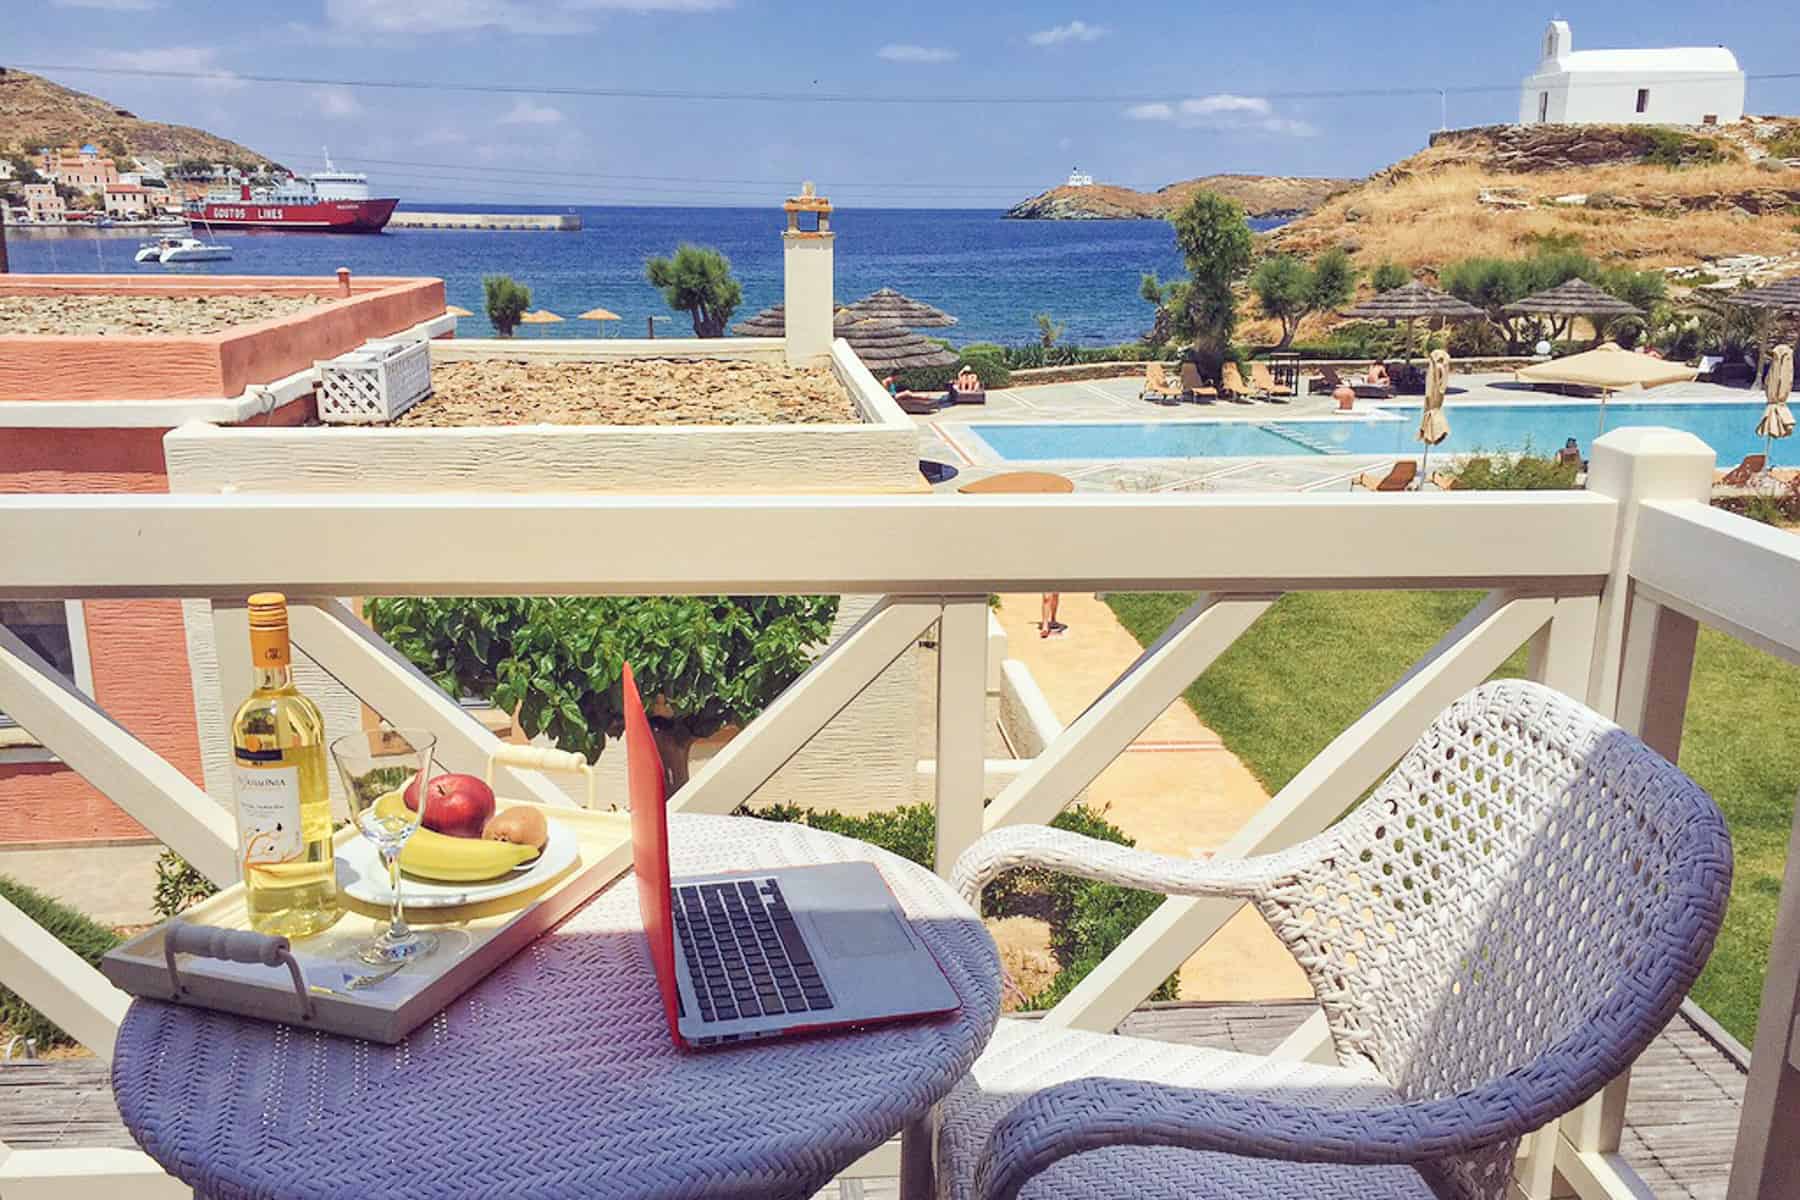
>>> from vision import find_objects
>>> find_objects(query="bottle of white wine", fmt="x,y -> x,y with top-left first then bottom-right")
231,593 -> 339,938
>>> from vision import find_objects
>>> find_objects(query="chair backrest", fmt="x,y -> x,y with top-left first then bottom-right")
1249,681 -> 1730,1190
1250,361 -> 1278,389
1745,453 -> 1767,473
1180,361 -> 1203,390
1380,460 -> 1418,490
1222,362 -> 1247,393
1146,362 -> 1167,390
1318,365 -> 1342,387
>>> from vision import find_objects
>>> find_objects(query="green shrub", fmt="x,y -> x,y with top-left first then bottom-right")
153,850 -> 219,920
482,274 -> 531,337
958,347 -> 1011,389
743,803 -> 937,869
1768,129 -> 1800,159
1370,262 -> 1409,293
1715,485 -> 1800,527
1447,451 -> 1580,491
0,878 -> 122,1047
1644,128 -> 1727,168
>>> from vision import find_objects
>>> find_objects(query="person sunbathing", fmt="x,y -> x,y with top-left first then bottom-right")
1364,362 -> 1391,388
955,366 -> 982,393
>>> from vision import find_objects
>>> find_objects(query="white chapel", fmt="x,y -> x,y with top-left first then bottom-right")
1519,20 -> 1744,127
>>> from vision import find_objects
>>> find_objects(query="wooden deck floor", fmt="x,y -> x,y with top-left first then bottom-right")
7,1000 -> 1747,1198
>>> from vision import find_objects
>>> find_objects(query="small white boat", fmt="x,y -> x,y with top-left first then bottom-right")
134,237 -> 177,263
156,235 -> 233,263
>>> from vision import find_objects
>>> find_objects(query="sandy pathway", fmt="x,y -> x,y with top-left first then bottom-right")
996,592 -> 1311,1003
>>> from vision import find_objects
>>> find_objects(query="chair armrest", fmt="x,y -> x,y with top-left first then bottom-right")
973,1076 -> 1543,1200
949,824 -> 1289,911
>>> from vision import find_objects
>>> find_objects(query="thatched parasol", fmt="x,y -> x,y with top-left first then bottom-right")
1501,277 -> 1641,343
731,303 -> 789,337
836,317 -> 958,371
519,309 -> 563,325
1723,275 -> 1800,312
1340,281 -> 1484,361
841,288 -> 958,329
578,307 -> 621,321
445,304 -> 474,318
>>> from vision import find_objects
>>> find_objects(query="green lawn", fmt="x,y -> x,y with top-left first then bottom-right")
1107,590 -> 1800,1046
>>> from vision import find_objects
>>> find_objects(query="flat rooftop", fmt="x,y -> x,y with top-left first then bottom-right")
395,358 -> 855,427
0,293 -> 338,337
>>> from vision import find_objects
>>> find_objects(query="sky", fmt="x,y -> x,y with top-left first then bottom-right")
11,0 -> 1800,208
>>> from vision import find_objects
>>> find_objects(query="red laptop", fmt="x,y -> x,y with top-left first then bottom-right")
623,664 -> 959,1049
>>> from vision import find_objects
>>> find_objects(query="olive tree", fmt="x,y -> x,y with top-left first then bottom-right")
645,243 -> 742,338
368,595 -> 838,793
1247,247 -> 1356,349
1168,191 -> 1253,383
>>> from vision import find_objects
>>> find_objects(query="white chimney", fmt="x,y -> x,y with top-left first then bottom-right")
782,181 -> 834,366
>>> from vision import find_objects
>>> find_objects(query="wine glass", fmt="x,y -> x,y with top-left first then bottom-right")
330,728 -> 440,965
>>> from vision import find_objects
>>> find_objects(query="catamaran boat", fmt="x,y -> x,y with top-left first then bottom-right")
134,235 -> 233,264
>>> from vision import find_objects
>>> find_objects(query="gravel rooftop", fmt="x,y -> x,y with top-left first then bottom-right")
395,358 -> 856,426
0,294 -> 338,337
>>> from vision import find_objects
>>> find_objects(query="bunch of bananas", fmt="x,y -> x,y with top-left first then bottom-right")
372,792 -> 540,882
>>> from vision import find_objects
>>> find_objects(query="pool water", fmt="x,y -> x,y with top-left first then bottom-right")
971,401 -> 1775,465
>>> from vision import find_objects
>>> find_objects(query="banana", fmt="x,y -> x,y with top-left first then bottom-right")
371,792 -> 540,882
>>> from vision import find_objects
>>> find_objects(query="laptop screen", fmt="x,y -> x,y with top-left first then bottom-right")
622,664 -> 679,1042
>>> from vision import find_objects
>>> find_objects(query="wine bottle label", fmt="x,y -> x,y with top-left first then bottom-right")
233,765 -> 303,865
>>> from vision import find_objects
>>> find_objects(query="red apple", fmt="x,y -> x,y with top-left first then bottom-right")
402,772 -> 496,839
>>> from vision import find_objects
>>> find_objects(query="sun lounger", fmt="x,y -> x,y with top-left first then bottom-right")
1140,362 -> 1183,403
1249,361 -> 1293,399
892,390 -> 942,415
1310,365 -> 1344,395
1430,470 -> 1462,491
1220,362 -> 1252,403
1179,361 -> 1218,402
1351,461 -> 1418,492
1716,453 -> 1767,487
951,389 -> 986,406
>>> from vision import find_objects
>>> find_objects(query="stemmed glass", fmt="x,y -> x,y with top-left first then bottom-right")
330,728 -> 440,966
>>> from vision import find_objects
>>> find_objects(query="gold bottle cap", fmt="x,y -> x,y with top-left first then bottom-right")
247,593 -> 289,630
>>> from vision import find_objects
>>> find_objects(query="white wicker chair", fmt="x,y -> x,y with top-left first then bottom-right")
942,680 -> 1733,1200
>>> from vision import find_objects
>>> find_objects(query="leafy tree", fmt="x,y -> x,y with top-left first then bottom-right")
645,243 -> 742,338
483,274 -> 531,337
1138,271 -> 1193,347
1370,261 -> 1409,293
174,158 -> 213,178
1248,247 -> 1356,348
1033,312 -> 1066,348
1169,191 -> 1253,384
367,595 -> 838,792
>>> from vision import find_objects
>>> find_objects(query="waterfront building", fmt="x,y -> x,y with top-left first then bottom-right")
20,182 -> 64,223
0,160 -> 13,182
103,183 -> 153,219
38,144 -> 120,192
1520,19 -> 1744,126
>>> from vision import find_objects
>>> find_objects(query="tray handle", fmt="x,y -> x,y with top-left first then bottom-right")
486,744 -> 598,809
163,923 -> 315,1022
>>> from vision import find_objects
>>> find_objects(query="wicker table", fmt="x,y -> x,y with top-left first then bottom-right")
112,814 -> 1002,1200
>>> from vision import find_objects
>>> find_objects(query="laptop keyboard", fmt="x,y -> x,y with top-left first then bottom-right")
672,879 -> 834,1023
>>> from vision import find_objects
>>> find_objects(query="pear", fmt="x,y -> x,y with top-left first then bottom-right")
482,806 -> 549,853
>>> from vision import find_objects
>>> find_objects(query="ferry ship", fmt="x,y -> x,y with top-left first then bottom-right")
184,158 -> 397,233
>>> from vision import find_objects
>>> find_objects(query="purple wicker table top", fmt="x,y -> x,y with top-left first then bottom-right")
113,813 -> 1001,1200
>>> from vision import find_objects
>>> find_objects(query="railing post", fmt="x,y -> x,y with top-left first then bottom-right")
1581,427 -> 1714,716
934,597 -> 988,877
1551,429 -> 1711,1200
1729,785 -> 1800,1200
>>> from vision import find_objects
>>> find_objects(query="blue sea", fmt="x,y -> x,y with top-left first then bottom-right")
4,205 -> 1280,345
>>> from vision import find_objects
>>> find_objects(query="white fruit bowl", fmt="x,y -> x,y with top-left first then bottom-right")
336,818 -> 579,909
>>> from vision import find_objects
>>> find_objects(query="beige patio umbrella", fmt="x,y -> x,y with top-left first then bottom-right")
518,309 -> 563,331
1515,343 -> 1699,435
445,304 -> 474,317
578,306 -> 621,338
1418,348 -> 1452,486
1758,344 -> 1795,464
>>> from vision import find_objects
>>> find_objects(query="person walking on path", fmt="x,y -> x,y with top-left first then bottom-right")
1041,592 -> 1065,638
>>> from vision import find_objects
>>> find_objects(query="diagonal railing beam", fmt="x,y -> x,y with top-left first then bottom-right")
984,594 -> 1274,833
1042,591 -> 1555,1033
0,895 -> 131,1063
0,623 -> 238,886
286,599 -> 573,808
674,597 -> 941,816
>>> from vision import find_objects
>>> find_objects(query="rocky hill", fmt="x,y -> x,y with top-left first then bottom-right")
0,67 -> 276,168
1263,119 -> 1800,272
1007,174 -> 1349,220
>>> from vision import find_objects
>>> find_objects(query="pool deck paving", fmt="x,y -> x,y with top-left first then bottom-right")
918,371 -> 1759,494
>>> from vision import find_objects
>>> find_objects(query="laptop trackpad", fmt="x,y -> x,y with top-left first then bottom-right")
811,908 -> 912,958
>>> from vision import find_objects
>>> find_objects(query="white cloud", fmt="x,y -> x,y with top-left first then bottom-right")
1027,20 -> 1107,47
1122,93 -> 1316,136
877,43 -> 958,64
94,46 -> 244,91
53,0 -> 161,9
320,0 -> 726,35
316,86 -> 361,118
498,98 -> 565,125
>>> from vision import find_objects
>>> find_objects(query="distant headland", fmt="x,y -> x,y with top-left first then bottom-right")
1005,174 -> 1353,221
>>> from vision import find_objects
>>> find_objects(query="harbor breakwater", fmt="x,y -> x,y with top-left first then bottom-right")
390,212 -> 582,232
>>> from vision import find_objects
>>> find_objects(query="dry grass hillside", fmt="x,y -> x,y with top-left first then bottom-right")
0,68 -> 275,167
1008,174 -> 1348,220
1265,120 -> 1800,272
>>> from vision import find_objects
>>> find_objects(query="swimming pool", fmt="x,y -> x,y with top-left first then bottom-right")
969,401 -> 1774,464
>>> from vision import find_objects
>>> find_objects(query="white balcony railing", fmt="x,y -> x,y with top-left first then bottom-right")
0,427 -> 1796,1200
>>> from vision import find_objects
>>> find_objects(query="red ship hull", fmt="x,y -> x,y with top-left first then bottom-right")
184,197 -> 398,233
